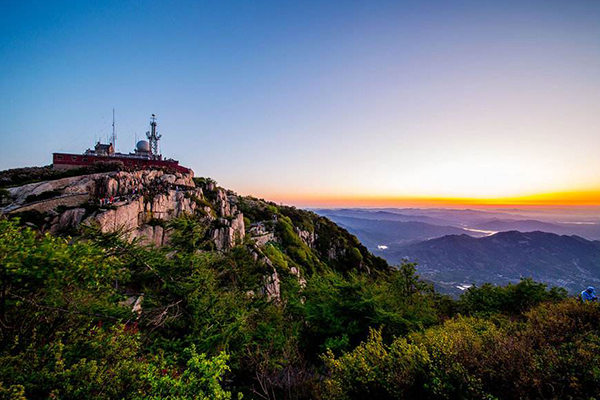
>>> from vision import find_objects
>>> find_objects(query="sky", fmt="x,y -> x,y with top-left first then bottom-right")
1,0 -> 600,207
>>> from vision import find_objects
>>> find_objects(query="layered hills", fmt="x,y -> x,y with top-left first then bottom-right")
315,207 -> 600,294
390,231 -> 600,294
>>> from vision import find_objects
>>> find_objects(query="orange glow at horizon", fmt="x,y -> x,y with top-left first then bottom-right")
260,188 -> 600,209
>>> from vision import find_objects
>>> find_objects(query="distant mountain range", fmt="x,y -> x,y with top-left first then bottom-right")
313,209 -> 453,226
387,231 -> 600,295
471,218 -> 600,239
320,215 -> 479,248
314,208 -> 600,243
314,208 -> 600,295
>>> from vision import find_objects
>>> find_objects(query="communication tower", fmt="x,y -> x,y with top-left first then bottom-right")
111,108 -> 117,149
146,114 -> 162,157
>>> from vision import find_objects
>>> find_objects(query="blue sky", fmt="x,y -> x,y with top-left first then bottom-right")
2,0 -> 600,206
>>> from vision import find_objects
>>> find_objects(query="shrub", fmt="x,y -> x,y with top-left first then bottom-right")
459,278 -> 568,316
0,324 -> 234,400
321,301 -> 600,400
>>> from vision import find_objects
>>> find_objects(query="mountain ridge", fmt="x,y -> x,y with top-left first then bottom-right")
389,230 -> 600,294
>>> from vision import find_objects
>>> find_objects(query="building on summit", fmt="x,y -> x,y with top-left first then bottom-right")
53,114 -> 190,174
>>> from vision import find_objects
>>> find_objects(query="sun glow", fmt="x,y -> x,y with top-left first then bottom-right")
262,188 -> 600,209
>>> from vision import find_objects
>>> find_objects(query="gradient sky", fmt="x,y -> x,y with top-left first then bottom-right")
1,0 -> 600,207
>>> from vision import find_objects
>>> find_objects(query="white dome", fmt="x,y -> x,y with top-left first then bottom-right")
136,140 -> 150,152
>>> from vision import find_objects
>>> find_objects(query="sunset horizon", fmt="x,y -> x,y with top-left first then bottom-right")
253,188 -> 600,209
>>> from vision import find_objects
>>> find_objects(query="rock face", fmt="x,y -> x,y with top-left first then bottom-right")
253,233 -> 275,247
50,207 -> 87,234
295,227 -> 316,248
2,169 -> 245,251
211,213 -> 246,251
131,225 -> 168,248
264,269 -> 281,300
89,189 -> 200,246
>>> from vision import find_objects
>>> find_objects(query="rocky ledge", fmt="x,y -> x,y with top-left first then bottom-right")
1,169 -> 245,250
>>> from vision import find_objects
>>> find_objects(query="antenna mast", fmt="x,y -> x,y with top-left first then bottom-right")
146,114 -> 162,157
111,108 -> 117,149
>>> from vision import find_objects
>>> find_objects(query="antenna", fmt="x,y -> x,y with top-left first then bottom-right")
111,108 -> 117,149
146,114 -> 162,157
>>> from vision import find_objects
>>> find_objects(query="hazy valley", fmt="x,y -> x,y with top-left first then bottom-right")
315,207 -> 600,294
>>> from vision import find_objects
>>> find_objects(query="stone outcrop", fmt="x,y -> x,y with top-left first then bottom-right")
89,189 -> 200,246
131,225 -> 168,247
3,169 -> 195,213
215,188 -> 232,217
1,169 -> 245,251
264,269 -> 281,301
5,174 -> 101,212
290,266 -> 307,288
211,213 -> 245,251
50,207 -> 86,234
295,227 -> 316,248
253,232 -> 275,247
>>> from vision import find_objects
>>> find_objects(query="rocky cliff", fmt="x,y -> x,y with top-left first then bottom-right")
2,169 -> 245,250
2,167 -> 389,302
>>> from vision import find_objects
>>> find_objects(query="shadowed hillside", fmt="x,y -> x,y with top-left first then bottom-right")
390,231 -> 600,294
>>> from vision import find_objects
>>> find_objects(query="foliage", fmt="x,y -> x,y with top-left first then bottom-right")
276,215 -> 322,274
0,323 -> 234,400
0,219 -> 122,327
168,214 -> 212,252
321,300 -> 600,400
302,264 -> 440,356
0,189 -> 11,206
193,177 -> 217,187
236,196 -> 278,226
136,345 -> 235,400
458,278 -> 568,316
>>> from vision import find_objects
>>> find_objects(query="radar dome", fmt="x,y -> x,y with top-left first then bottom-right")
136,140 -> 150,152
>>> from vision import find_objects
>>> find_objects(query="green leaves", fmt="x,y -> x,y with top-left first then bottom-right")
0,219 -> 123,326
321,301 -> 600,400
302,264 -> 439,356
459,278 -> 568,316
137,345 -> 234,400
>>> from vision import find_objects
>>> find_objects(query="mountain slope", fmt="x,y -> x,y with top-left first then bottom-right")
314,208 -> 453,225
1,168 -> 389,280
314,214 -> 478,249
388,231 -> 600,293
472,219 -> 564,233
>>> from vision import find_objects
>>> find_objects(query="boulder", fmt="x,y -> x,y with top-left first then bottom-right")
264,269 -> 281,301
211,213 -> 246,251
295,227 -> 316,248
54,207 -> 86,233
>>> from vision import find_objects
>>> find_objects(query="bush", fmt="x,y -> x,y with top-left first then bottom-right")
321,300 -> 600,400
459,278 -> 568,316
0,324 -> 234,400
303,265 -> 439,357
0,188 -> 11,205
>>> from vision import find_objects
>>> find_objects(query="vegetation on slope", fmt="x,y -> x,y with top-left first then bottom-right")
0,178 -> 596,399
322,299 -> 600,400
